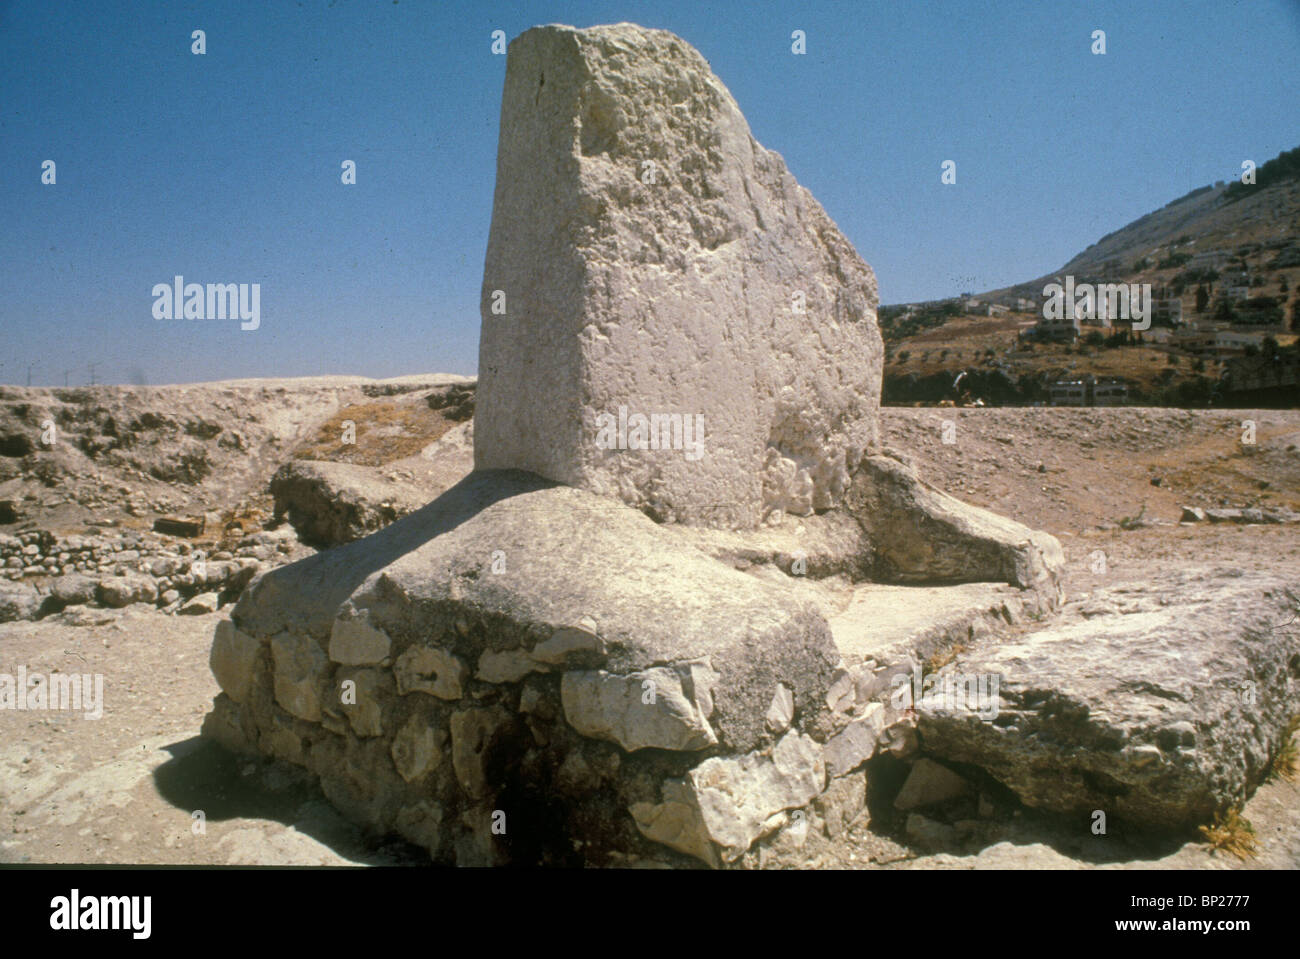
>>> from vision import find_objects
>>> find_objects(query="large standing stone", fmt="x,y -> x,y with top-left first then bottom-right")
475,23 -> 882,529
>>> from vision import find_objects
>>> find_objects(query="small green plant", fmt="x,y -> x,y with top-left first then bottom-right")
1118,505 -> 1148,530
1198,808 -> 1257,860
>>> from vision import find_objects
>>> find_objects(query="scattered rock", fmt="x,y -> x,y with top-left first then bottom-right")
0,581 -> 41,622
905,812 -> 957,847
270,459 -> 427,547
51,574 -> 97,608
894,758 -> 971,810
180,592 -> 220,615
916,568 -> 1300,829
98,574 -> 157,608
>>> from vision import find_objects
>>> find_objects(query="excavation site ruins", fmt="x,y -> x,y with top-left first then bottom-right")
3,22 -> 1298,872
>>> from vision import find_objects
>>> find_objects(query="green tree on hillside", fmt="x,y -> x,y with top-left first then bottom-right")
1224,145 -> 1300,200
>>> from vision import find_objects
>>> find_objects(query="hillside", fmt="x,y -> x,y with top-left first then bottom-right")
883,147 -> 1300,407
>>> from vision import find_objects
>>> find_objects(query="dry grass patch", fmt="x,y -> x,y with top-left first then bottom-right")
1198,808 -> 1258,860
1263,714 -> 1300,784
294,401 -> 457,467
924,643 -> 968,675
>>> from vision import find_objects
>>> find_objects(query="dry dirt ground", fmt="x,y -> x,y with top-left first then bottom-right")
1,382 -> 1297,867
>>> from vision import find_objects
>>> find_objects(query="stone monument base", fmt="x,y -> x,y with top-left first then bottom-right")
201,460 -> 1072,866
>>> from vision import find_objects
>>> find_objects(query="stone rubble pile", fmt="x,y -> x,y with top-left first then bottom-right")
0,527 -> 300,622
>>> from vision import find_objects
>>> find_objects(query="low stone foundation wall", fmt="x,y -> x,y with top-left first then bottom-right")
200,468 -> 1066,866
202,616 -> 925,866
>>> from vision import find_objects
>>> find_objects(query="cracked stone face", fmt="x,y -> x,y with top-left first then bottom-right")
474,22 -> 883,529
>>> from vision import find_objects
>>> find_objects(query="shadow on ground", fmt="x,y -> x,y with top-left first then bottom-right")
152,736 -> 432,866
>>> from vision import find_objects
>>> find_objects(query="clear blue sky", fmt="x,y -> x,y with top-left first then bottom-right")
2,0 -> 1298,385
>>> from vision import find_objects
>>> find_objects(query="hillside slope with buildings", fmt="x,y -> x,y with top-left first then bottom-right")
883,149 -> 1300,408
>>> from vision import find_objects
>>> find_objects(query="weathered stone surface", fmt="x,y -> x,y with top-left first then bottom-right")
475,648 -> 544,683
629,731 -> 826,865
894,758 -> 971,810
390,714 -> 446,783
916,568 -> 1300,829
210,619 -> 263,705
232,471 -> 842,753
270,632 -> 329,722
531,618 -> 605,665
338,667 -> 387,737
475,23 -> 882,529
814,772 -> 867,839
846,454 -> 1064,602
450,706 -> 510,800
270,459 -> 428,548
690,731 -> 825,861
329,612 -> 392,665
180,591 -> 219,615
98,574 -> 157,608
830,581 -> 1027,669
51,573 -> 97,607
561,661 -> 718,752
765,683 -> 794,734
823,702 -> 886,778
393,645 -> 466,700
629,780 -> 720,868
0,581 -> 41,621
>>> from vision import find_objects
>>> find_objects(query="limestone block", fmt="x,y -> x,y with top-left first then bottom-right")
390,714 -> 447,783
893,758 -> 971,810
476,648 -> 546,683
531,618 -> 605,665
329,611 -> 392,665
688,731 -> 825,861
823,702 -> 886,778
337,667 -> 387,738
629,779 -> 721,868
475,23 -> 882,529
210,619 -> 262,706
270,632 -> 329,722
450,706 -> 511,800
561,662 -> 718,752
394,645 -> 467,700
